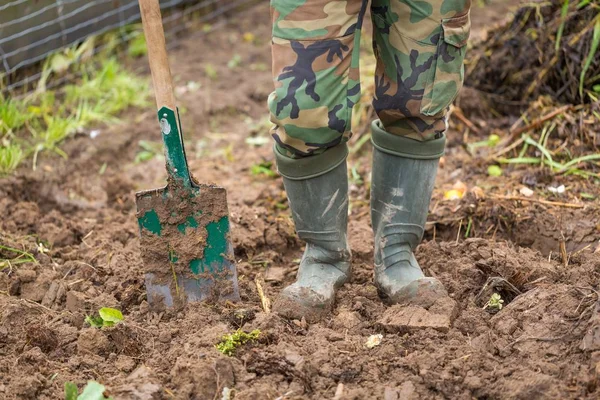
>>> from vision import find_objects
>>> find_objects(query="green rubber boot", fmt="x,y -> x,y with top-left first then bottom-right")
272,143 -> 351,322
370,120 -> 448,307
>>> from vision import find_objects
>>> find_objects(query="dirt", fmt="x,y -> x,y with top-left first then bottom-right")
1,1 -> 600,399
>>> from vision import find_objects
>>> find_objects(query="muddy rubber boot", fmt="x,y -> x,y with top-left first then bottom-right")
272,143 -> 351,322
370,120 -> 448,307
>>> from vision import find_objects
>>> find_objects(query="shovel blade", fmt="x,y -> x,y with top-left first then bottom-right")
136,184 -> 240,308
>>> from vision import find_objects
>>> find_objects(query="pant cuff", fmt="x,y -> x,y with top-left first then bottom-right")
274,142 -> 348,180
371,120 -> 446,160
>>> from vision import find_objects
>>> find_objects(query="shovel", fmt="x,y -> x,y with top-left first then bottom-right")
135,0 -> 239,308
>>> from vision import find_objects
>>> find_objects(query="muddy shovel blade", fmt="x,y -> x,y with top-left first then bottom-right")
136,0 -> 238,308
135,107 -> 240,308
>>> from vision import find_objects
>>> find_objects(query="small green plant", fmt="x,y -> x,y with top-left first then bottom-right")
487,165 -> 503,177
227,54 -> 242,69
0,244 -> 36,271
0,95 -> 31,136
216,329 -> 261,356
483,293 -> 504,312
85,307 -> 124,328
127,33 -> 147,58
250,162 -> 277,178
204,64 -> 218,80
350,163 -> 364,186
134,140 -> 163,163
467,133 -> 500,152
0,143 -> 25,175
65,380 -> 112,400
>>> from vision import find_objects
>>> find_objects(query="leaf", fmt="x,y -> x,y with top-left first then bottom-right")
78,381 -> 112,400
227,54 -> 242,69
135,151 -> 156,164
98,308 -> 123,324
580,19 -> 600,99
555,0 -> 569,52
64,382 -> 78,400
487,165 -> 502,177
84,315 -> 104,328
580,192 -> 596,200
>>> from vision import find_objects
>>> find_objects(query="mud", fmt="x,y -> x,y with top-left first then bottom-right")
1,2 -> 600,399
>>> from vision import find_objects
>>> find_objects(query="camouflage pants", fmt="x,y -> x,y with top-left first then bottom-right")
269,0 -> 471,162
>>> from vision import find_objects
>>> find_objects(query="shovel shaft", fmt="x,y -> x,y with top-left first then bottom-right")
139,0 -> 191,186
139,0 -> 175,111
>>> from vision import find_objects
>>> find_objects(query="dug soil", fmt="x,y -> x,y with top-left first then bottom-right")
1,2 -> 600,399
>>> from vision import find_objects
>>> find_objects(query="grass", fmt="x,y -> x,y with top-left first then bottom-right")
0,36 -> 149,176
499,134 -> 600,177
0,244 -> 36,272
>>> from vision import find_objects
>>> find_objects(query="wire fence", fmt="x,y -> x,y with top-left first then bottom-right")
0,0 -> 259,93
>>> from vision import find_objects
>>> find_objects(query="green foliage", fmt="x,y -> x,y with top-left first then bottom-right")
135,140 -> 163,163
0,95 -> 31,136
580,18 -> 600,100
85,307 -> 124,328
65,381 -> 112,400
250,162 -> 277,178
499,134 -> 600,177
350,162 -> 364,186
0,143 -> 25,175
0,244 -> 36,271
484,293 -> 504,311
64,382 -> 78,400
467,134 -> 500,152
1,36 -> 149,175
487,165 -> 503,177
204,64 -> 218,80
227,54 -> 242,69
216,329 -> 261,356
128,33 -> 147,58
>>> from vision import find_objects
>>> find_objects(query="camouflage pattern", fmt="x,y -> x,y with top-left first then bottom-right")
269,0 -> 471,158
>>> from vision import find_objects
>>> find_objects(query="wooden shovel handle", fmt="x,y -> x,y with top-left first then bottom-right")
139,0 -> 176,111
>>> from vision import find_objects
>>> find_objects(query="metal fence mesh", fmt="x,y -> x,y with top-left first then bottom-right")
0,0 -> 259,92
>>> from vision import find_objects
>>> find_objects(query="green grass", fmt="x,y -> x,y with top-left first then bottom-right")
0,244 -> 36,271
0,38 -> 149,176
499,134 -> 600,177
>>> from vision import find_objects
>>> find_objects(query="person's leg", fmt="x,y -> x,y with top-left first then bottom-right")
369,0 -> 471,305
269,0 -> 368,321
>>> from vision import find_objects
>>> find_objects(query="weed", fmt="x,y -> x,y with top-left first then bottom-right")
204,64 -> 218,80
0,143 -> 25,175
85,307 -> 124,328
216,329 -> 261,356
65,380 -> 112,400
467,133 -> 500,152
483,293 -> 504,312
487,165 -> 503,177
1,53 -> 148,174
0,244 -> 36,272
580,18 -> 600,100
250,161 -> 277,178
128,33 -> 147,58
349,162 -> 364,186
227,54 -> 242,69
0,94 -> 31,136
135,140 -> 163,163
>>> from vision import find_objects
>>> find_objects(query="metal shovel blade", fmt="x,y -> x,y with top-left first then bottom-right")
135,107 -> 240,308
